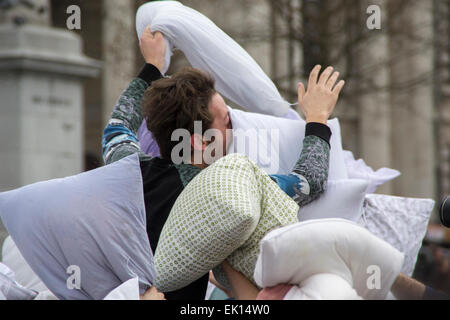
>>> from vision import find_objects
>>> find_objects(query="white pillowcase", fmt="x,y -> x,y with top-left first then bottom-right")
2,236 -> 49,293
2,236 -> 140,300
343,151 -> 401,193
283,274 -> 362,300
358,194 -> 435,276
254,219 -> 404,300
136,1 -> 291,117
228,108 -> 348,179
0,154 -> 155,300
103,277 -> 140,300
298,179 -> 369,223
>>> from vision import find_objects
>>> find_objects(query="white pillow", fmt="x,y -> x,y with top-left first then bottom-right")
254,219 -> 404,300
283,274 -> 362,300
103,277 -> 140,300
136,1 -> 291,117
0,262 -> 38,300
0,154 -> 155,300
343,151 -> 401,193
298,179 -> 369,223
2,236 -> 49,293
358,194 -> 435,276
228,108 -> 348,179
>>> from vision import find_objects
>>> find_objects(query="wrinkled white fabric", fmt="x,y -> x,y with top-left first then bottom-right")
358,194 -> 435,276
2,236 -> 48,293
228,107 -> 349,178
136,1 -> 291,117
2,237 -> 58,300
0,262 -> 38,300
254,219 -> 404,300
0,262 -> 14,281
33,290 -> 58,300
343,151 -> 401,193
284,274 -> 362,300
298,179 -> 369,222
103,277 -> 140,300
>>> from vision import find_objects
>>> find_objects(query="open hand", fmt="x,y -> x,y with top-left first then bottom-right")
298,65 -> 345,124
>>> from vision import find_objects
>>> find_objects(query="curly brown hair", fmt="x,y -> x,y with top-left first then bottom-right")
142,67 -> 216,160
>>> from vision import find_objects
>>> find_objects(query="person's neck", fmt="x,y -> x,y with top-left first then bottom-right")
190,150 -> 229,169
192,163 -> 206,169
190,156 -> 207,170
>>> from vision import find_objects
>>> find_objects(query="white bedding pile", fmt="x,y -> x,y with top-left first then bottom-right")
254,219 -> 405,300
1,237 -> 140,300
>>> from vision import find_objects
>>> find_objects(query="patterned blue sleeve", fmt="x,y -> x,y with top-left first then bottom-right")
270,135 -> 330,207
102,78 -> 151,164
270,174 -> 310,199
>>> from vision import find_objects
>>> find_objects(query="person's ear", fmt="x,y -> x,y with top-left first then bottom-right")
190,133 -> 208,151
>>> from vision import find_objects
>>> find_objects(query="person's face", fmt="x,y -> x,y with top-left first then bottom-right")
208,92 -> 233,159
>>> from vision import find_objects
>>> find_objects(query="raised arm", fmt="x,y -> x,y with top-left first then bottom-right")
271,65 -> 345,207
102,27 -> 166,165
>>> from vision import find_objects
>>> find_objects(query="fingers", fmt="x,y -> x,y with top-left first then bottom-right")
142,27 -> 164,43
142,26 -> 162,40
326,71 -> 339,90
318,66 -> 334,86
141,26 -> 152,43
306,65 -> 345,95
143,25 -> 153,36
308,65 -> 321,88
298,82 -> 306,104
332,80 -> 346,96
142,286 -> 166,300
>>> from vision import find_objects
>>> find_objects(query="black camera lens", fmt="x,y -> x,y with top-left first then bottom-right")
440,196 -> 450,228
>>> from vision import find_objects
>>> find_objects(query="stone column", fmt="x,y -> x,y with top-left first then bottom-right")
435,0 -> 450,198
102,0 -> 136,126
389,0 -> 436,199
325,0 -> 360,154
0,0 -> 101,191
357,0 -> 392,194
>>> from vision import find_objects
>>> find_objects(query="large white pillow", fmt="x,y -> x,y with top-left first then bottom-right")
0,154 -> 155,300
358,194 -> 435,276
136,1 -> 291,117
283,274 -> 362,300
254,219 -> 404,300
298,179 -> 369,222
228,108 -> 348,179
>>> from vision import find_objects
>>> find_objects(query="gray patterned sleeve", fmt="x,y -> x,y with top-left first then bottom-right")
291,135 -> 330,207
102,78 -> 152,165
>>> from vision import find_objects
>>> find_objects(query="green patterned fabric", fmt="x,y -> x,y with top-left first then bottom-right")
154,154 -> 299,292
